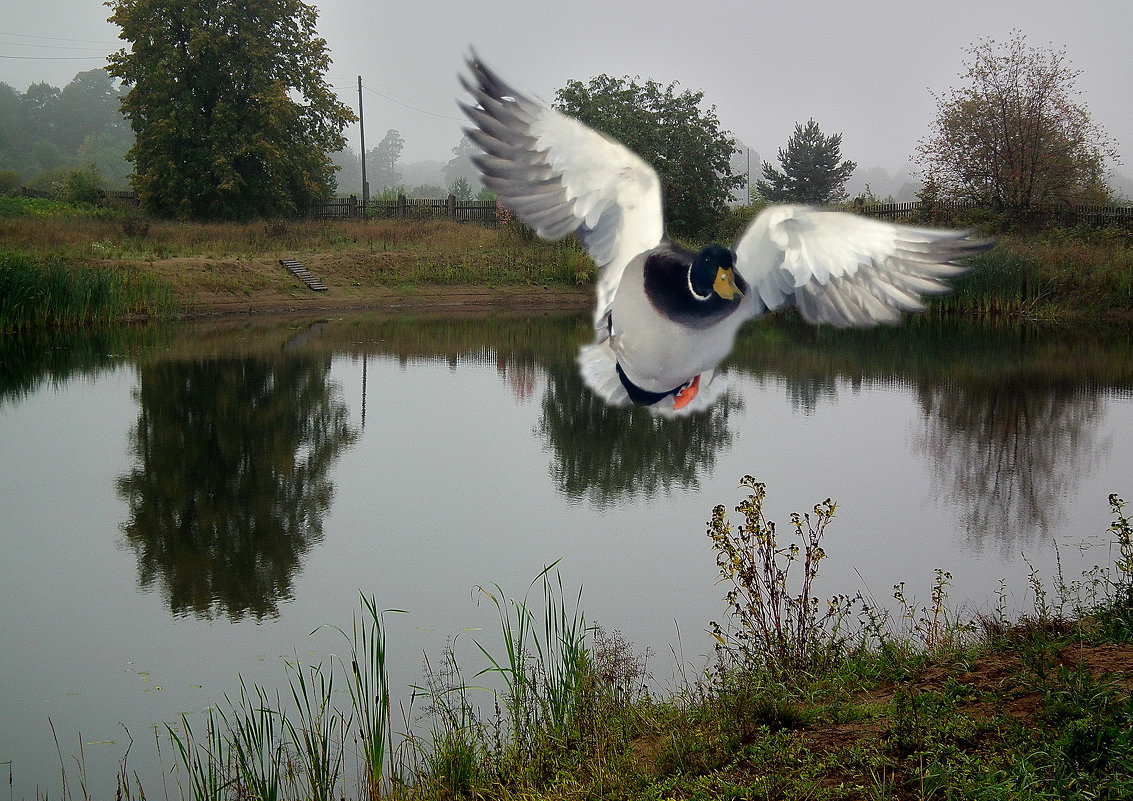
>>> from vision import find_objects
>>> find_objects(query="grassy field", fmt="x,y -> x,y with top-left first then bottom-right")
70,481 -> 1127,801
0,198 -> 597,329
1,197 -> 1131,330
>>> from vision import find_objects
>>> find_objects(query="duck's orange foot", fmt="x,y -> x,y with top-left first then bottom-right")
672,374 -> 701,410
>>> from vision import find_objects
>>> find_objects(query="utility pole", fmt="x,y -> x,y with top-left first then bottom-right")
358,76 -> 369,218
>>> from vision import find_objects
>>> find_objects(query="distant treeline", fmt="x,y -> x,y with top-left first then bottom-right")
0,70 -> 133,192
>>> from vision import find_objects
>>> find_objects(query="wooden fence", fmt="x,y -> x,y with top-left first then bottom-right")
50,188 -> 1133,229
311,194 -> 501,225
857,199 -> 1133,227
314,195 -> 1133,228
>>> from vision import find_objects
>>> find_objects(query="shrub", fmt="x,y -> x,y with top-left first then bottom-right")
707,476 -> 857,679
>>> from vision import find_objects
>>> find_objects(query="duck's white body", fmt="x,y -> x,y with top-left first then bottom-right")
459,54 -> 991,415
616,253 -> 741,386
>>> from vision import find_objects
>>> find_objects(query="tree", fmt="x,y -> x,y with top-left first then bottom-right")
554,75 -> 741,241
916,31 -> 1119,215
368,128 -> 404,191
756,119 -> 856,204
442,134 -> 482,194
328,147 -> 361,196
0,72 -> 133,185
107,0 -> 355,219
449,176 -> 472,201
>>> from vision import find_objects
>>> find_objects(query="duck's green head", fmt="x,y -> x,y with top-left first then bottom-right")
690,245 -> 744,301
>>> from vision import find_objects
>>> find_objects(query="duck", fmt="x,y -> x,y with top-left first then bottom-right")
458,53 -> 992,415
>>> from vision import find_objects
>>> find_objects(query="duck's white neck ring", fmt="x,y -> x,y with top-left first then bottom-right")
687,270 -> 713,302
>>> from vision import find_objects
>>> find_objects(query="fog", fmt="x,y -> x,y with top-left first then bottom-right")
3,0 -> 1131,196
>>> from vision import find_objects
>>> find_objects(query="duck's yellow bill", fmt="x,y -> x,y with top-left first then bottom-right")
714,267 -> 743,301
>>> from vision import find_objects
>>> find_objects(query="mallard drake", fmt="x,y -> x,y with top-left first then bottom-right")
459,54 -> 991,414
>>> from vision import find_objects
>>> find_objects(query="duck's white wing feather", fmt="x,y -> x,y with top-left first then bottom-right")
734,204 -> 991,327
459,54 -> 664,324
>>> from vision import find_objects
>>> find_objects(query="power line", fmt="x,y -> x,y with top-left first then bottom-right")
0,41 -> 113,53
360,80 -> 462,122
0,53 -> 109,61
1,32 -> 118,46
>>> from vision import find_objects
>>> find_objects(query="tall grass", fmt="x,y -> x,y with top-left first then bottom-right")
0,250 -> 172,331
935,228 -> 1133,320
157,595 -> 401,801
338,595 -> 402,800
285,660 -> 346,801
474,563 -> 589,755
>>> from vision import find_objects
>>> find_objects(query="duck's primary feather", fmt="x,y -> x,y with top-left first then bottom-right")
460,54 -> 663,326
459,53 -> 992,414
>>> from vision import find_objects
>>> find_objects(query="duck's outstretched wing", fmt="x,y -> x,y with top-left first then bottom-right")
459,53 -> 664,324
733,204 -> 992,327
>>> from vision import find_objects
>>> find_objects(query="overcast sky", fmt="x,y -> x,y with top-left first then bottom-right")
3,0 -> 1131,176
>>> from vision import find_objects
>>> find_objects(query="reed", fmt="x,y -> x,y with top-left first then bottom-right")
337,594 -> 403,800
167,708 -> 232,801
285,660 -> 347,801
219,680 -> 286,801
0,250 -> 172,331
473,562 -> 589,763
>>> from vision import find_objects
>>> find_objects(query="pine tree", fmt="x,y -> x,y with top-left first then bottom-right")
756,119 -> 856,205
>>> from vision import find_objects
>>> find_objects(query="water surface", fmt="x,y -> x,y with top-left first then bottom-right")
1,312 -> 1131,798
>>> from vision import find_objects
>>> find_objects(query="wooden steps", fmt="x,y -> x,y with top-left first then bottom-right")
279,258 -> 327,291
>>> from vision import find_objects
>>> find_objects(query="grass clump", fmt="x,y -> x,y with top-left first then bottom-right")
937,227 -> 1133,321
0,250 -> 172,332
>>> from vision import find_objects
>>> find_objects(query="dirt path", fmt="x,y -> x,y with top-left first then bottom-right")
143,255 -> 594,318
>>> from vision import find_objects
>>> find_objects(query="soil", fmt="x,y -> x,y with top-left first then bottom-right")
144,255 -> 595,318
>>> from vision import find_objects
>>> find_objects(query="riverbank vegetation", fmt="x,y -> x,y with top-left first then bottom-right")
0,196 -> 1131,331
49,480 -> 1120,800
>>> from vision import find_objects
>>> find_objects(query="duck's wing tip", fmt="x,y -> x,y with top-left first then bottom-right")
733,205 -> 993,328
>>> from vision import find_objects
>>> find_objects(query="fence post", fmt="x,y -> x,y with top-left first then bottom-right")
397,193 -> 407,219
447,194 -> 456,220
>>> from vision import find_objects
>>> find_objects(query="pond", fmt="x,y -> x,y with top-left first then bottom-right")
1,311 -> 1131,798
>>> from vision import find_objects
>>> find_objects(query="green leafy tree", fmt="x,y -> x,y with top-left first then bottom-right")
916,31 -> 1119,215
757,119 -> 857,204
328,146 -> 361,196
554,75 -> 741,241
0,84 -> 28,172
53,70 -> 129,154
107,0 -> 355,219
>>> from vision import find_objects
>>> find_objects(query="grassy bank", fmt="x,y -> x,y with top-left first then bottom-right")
0,249 -> 172,331
1,198 -> 1131,327
32,480 -> 1124,801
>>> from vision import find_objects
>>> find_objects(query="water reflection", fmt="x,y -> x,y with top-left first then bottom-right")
116,354 -> 358,620
537,362 -> 739,506
725,320 -> 1132,552
3,314 -> 1130,589
914,380 -> 1106,553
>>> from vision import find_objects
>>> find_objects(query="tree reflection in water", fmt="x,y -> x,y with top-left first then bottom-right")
538,363 -> 739,506
914,379 -> 1106,554
117,355 -> 358,620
